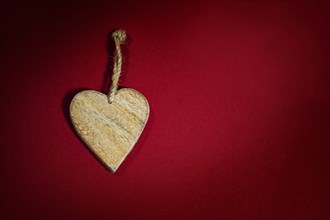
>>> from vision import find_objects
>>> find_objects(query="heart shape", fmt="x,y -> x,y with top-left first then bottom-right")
70,88 -> 149,172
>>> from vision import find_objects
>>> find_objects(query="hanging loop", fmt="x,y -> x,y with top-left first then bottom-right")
108,29 -> 126,103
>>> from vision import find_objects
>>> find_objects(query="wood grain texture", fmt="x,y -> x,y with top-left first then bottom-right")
70,88 -> 149,172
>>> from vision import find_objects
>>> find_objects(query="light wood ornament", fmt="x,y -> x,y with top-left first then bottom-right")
69,30 -> 149,172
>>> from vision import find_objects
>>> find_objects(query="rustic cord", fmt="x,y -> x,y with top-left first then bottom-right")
108,29 -> 126,103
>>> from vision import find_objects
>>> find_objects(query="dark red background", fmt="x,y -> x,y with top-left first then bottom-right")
1,1 -> 329,219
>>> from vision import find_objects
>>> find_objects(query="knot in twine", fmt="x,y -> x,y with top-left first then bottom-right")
112,29 -> 126,44
108,29 -> 126,103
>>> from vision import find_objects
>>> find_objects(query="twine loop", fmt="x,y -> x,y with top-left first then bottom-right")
112,29 -> 126,44
108,29 -> 126,103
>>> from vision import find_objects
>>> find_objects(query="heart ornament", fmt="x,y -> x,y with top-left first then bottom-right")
69,30 -> 149,172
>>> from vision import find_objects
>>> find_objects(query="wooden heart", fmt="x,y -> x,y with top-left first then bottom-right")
70,88 -> 149,172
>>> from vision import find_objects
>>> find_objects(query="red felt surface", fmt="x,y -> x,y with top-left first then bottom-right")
1,1 -> 329,219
